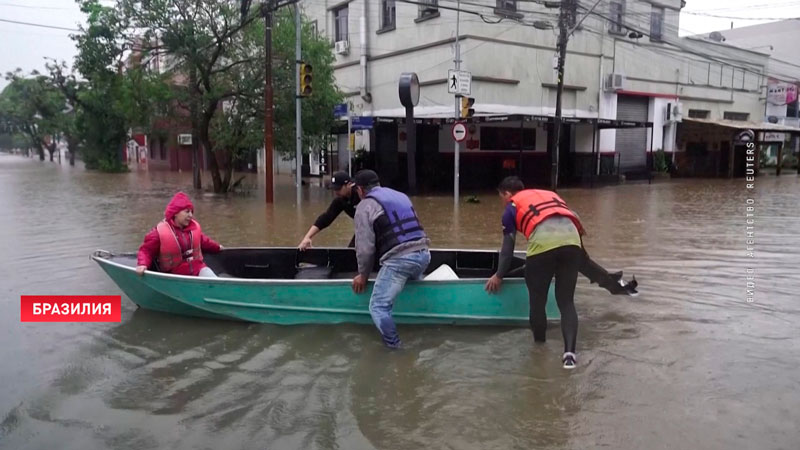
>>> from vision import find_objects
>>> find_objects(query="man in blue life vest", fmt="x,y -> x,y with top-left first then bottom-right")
350,170 -> 431,349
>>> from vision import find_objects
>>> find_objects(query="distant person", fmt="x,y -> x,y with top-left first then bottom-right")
136,192 -> 223,277
351,170 -> 430,349
484,176 -> 588,369
298,171 -> 359,250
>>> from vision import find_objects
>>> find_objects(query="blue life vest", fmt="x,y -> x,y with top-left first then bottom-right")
366,187 -> 427,257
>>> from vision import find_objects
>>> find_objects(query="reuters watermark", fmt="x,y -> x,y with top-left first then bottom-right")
744,137 -> 755,304
21,295 -> 121,322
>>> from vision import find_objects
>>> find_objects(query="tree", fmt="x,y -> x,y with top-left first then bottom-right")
272,8 -> 342,162
117,0 -> 342,193
66,0 -> 171,172
0,72 -> 65,161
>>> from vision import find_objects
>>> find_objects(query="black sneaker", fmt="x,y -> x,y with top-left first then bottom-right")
622,276 -> 639,297
562,352 -> 577,369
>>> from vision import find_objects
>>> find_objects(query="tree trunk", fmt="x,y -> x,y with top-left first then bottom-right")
37,144 -> 44,161
189,69 -> 202,190
200,110 -> 224,193
67,135 -> 79,166
222,149 -> 234,192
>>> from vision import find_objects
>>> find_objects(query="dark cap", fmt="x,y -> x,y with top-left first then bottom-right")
329,171 -> 352,190
354,169 -> 380,187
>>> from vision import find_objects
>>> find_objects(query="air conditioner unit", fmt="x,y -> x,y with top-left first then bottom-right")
178,134 -> 192,146
334,40 -> 350,55
666,102 -> 683,123
604,73 -> 626,92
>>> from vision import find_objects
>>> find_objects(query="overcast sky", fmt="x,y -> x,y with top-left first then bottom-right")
1,0 -> 798,91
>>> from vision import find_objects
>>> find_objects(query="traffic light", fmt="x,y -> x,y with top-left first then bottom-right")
299,62 -> 313,97
460,96 -> 475,118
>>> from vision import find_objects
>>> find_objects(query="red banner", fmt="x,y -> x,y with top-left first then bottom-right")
21,296 -> 121,322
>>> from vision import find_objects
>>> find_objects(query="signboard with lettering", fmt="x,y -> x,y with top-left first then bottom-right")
767,80 -> 798,106
351,116 -> 374,130
447,69 -> 472,96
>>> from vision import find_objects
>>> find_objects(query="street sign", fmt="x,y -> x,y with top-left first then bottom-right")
762,132 -> 786,142
447,69 -> 472,96
451,122 -> 467,142
351,116 -> 374,130
333,103 -> 348,118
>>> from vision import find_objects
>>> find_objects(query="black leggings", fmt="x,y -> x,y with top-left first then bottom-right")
524,245 -> 582,353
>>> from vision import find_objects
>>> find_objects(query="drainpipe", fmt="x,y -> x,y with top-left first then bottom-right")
360,1 -> 371,103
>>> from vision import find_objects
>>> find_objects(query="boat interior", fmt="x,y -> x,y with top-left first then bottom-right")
107,248 -> 527,280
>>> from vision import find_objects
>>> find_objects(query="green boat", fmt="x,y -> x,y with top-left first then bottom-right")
92,248 -> 558,325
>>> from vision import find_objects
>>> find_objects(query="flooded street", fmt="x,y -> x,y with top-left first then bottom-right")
1,153 -> 798,449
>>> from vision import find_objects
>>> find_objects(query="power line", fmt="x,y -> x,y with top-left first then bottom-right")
577,6 -> 800,83
0,2 -> 74,10
683,12 -> 800,21
0,17 -> 78,32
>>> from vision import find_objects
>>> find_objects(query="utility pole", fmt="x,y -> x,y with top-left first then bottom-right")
454,0 -> 462,207
550,0 -> 600,191
551,0 -> 575,191
263,0 -> 275,204
295,2 -> 302,206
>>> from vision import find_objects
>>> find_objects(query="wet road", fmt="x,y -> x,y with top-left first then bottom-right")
1,153 -> 798,449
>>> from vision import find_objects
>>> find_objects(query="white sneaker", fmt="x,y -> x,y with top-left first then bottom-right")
562,352 -> 577,369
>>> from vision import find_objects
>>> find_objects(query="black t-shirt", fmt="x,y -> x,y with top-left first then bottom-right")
313,189 -> 361,230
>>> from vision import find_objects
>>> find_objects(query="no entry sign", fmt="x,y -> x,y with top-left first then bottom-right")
452,122 -> 467,142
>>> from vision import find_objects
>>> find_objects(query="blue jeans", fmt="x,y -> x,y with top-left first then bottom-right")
369,249 -> 431,348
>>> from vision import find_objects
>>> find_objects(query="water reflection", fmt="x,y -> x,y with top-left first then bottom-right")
1,154 -> 799,449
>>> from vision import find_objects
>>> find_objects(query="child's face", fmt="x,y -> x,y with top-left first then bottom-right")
173,208 -> 193,227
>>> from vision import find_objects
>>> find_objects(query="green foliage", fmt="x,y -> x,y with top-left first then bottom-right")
272,9 -> 343,158
653,148 -> 668,173
0,72 -> 65,160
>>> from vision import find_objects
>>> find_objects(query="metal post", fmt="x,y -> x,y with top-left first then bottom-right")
551,0 -> 573,191
347,115 -> 352,176
295,3 -> 302,205
406,108 -> 416,194
453,0 -> 461,206
776,141 -> 783,176
591,122 -> 597,188
518,117 -> 524,176
264,1 -> 275,204
649,123 -> 654,184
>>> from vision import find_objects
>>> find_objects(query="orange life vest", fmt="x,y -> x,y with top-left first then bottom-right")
156,220 -> 203,272
511,189 -> 585,239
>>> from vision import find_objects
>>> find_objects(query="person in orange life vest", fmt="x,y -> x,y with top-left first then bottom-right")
484,176 -> 584,369
135,192 -> 223,277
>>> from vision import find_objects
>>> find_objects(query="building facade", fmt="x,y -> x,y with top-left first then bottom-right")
304,0 -> 784,188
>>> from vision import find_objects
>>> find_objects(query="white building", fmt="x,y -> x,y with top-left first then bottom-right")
304,0 -> 791,187
707,20 -> 800,164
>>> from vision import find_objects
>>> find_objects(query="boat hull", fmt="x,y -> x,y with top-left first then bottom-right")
93,250 -> 559,325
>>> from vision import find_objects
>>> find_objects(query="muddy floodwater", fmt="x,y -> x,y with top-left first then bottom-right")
1,153 -> 798,449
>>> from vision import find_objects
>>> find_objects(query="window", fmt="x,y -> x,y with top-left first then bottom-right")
418,0 -> 438,18
688,109 -> 710,119
650,6 -> 664,42
496,0 -> 517,12
788,99 -> 799,118
609,1 -> 625,34
381,0 -> 396,30
333,6 -> 348,43
480,127 -> 536,151
724,112 -> 750,121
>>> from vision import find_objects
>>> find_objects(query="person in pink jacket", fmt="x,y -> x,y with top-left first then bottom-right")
135,192 -> 223,277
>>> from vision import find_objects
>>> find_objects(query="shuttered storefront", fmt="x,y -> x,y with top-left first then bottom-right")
615,95 -> 649,172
